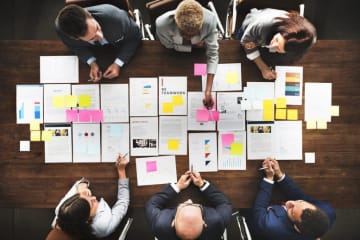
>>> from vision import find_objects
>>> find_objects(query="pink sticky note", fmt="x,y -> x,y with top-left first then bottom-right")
146,161 -> 157,172
66,109 -> 78,122
208,110 -> 220,121
221,133 -> 234,147
196,109 -> 209,122
79,110 -> 91,122
194,63 -> 207,76
91,110 -> 104,122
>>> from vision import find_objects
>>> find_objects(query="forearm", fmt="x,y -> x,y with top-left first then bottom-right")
205,74 -> 214,94
253,56 -> 270,73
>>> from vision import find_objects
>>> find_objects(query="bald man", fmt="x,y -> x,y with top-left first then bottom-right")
145,171 -> 232,240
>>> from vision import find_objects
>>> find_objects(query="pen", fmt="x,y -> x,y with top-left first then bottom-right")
258,167 -> 268,171
119,152 -> 128,158
191,164 -> 193,173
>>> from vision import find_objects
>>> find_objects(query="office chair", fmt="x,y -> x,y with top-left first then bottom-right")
225,0 -> 305,39
46,228 -> 77,240
145,0 -> 225,40
64,0 -> 147,39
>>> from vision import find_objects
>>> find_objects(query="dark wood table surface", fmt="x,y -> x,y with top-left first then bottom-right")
0,40 -> 359,209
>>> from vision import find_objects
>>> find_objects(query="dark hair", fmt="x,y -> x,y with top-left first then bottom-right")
57,193 -> 95,240
295,206 -> 330,238
55,4 -> 92,38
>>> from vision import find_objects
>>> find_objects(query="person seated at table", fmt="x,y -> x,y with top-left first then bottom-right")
238,7 -> 316,80
145,170 -> 232,240
155,0 -> 219,109
251,157 -> 336,240
50,154 -> 129,240
55,4 -> 142,82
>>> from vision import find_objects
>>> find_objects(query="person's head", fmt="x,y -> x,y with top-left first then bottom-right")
286,200 -> 330,238
171,199 -> 206,240
268,12 -> 316,56
175,0 -> 204,39
55,4 -> 103,41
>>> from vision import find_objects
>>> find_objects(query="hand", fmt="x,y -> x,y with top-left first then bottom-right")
261,67 -> 276,80
115,154 -> 129,179
189,171 -> 204,188
262,157 -> 275,181
203,92 -> 214,110
89,62 -> 102,82
270,159 -> 284,180
176,172 -> 191,190
77,182 -> 92,196
103,63 -> 120,79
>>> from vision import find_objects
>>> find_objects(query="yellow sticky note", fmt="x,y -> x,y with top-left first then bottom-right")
30,120 -> 40,131
41,130 -> 53,142
330,105 -> 339,117
162,102 -> 174,113
78,95 -> 91,108
230,142 -> 243,155
225,72 -> 238,84
172,95 -> 184,106
168,139 -> 179,150
317,120 -> 327,129
287,109 -> 298,120
306,120 -> 317,129
263,99 -> 274,121
30,131 -> 41,141
52,96 -> 65,108
65,95 -> 77,108
276,109 -> 287,120
276,98 -> 287,109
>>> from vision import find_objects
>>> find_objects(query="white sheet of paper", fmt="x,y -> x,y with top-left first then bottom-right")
159,76 -> 187,115
274,121 -> 302,160
100,84 -> 129,122
44,124 -> 72,163
218,131 -> 246,170
16,84 -> 44,124
136,155 -> 177,186
40,56 -> 79,83
101,123 -> 129,162
247,122 -> 275,160
130,77 -> 158,116
72,84 -> 100,110
305,152 -> 315,163
217,92 -> 246,131
245,82 -> 275,121
189,132 -> 218,172
202,63 -> 242,91
305,82 -> 332,122
130,117 -> 158,156
159,116 -> 187,155
187,92 -> 216,131
44,84 -> 71,123
20,140 -> 30,152
275,66 -> 303,105
72,123 -> 100,163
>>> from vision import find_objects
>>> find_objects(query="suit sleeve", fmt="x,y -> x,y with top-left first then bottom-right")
204,15 -> 219,74
252,180 -> 274,232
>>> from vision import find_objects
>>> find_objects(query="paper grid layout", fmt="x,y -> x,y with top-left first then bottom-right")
187,92 -> 216,131
16,84 -> 44,124
159,116 -> 187,155
275,66 -> 303,105
218,131 -> 246,170
130,77 -> 158,116
44,124 -> 72,163
217,92 -> 246,131
130,117 -> 158,156
72,123 -> 101,163
100,84 -> 129,122
40,56 -> 79,83
159,76 -> 187,115
101,123 -> 129,162
135,155 -> 177,186
202,63 -> 242,91
44,84 -> 71,123
189,132 -> 218,172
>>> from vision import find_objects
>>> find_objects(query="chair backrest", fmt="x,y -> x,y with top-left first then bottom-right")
65,0 -> 133,12
46,228 -> 77,240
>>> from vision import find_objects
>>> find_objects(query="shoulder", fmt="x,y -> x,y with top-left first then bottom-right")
156,10 -> 176,29
87,4 -> 127,18
202,8 -> 217,28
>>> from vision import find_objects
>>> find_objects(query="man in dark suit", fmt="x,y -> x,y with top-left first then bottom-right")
145,171 -> 232,240
252,158 -> 336,240
55,4 -> 142,82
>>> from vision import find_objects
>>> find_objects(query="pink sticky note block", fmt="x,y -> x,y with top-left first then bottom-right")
91,110 -> 104,122
196,109 -> 209,122
209,110 -> 220,121
66,109 -> 78,122
146,161 -> 157,172
221,133 -> 234,147
194,63 -> 207,76
79,110 -> 91,122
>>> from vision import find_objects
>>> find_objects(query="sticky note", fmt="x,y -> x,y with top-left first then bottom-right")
41,130 -> 53,142
65,95 -> 77,108
221,133 -> 234,147
30,131 -> 41,141
226,72 -> 238,84
305,152 -> 315,163
330,105 -> 339,117
168,139 -> 179,150
30,120 -> 40,131
317,120 -> 327,129
146,161 -> 157,172
66,109 -> 78,122
78,94 -> 91,107
52,96 -> 65,108
287,109 -> 298,120
230,142 -> 243,155
263,100 -> 274,121
276,97 -> 287,108
79,110 -> 91,122
91,110 -> 104,123
194,63 -> 207,76
172,95 -> 184,106
196,109 -> 209,122
276,108 -> 286,120
162,102 -> 174,113
208,110 -> 219,121
20,140 -> 30,152
306,120 -> 317,129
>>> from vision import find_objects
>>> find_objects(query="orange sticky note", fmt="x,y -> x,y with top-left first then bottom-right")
168,139 -> 179,150
287,109 -> 298,120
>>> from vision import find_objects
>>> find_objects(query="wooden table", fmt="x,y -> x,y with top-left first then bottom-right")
0,40 -> 359,209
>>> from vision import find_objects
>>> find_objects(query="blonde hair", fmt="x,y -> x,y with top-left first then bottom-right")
175,0 -> 204,35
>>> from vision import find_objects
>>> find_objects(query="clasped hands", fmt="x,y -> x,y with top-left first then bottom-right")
176,171 -> 205,190
261,157 -> 284,181
89,62 -> 120,82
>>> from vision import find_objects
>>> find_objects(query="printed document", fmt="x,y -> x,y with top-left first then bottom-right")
101,123 -> 129,162
305,82 -> 332,122
72,84 -> 100,110
218,131 -> 246,170
44,84 -> 71,123
217,92 -> 246,131
40,56 -> 79,83
16,84 -> 43,124
275,66 -> 303,105
189,132 -> 218,172
44,124 -> 72,163
159,76 -> 187,115
247,122 -> 275,159
129,77 -> 158,116
159,116 -> 187,155
274,121 -> 302,160
187,92 -> 216,131
72,123 -> 101,163
100,84 -> 129,122
202,63 -> 242,91
130,117 -> 158,156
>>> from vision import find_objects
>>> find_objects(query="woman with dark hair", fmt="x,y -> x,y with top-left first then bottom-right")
51,155 -> 129,239
239,8 -> 316,80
